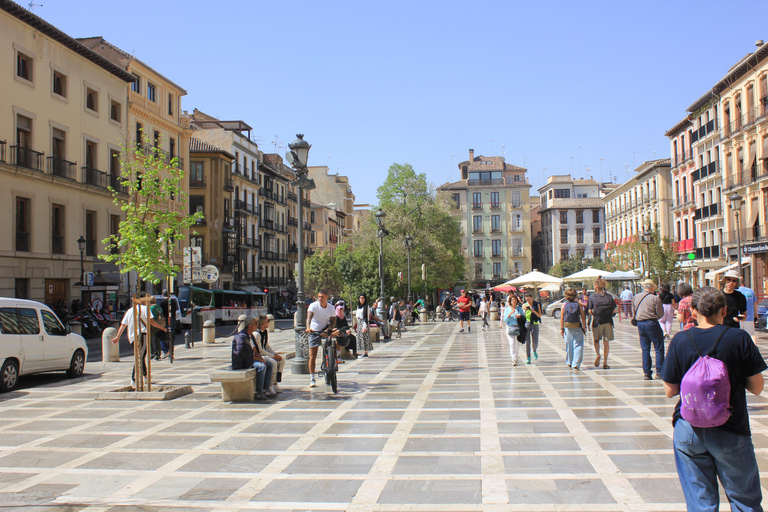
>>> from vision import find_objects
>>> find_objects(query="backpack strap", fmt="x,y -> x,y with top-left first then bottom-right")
684,330 -> 702,357
707,326 -> 730,357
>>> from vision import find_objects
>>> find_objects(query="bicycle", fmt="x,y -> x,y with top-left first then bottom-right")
313,328 -> 340,393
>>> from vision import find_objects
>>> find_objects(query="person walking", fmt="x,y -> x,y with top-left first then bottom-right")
478,292 -> 490,331
389,297 -> 403,339
502,295 -> 524,366
579,288 -> 591,331
739,281 -> 758,342
662,286 -> 766,511
588,278 -> 617,369
676,282 -> 695,331
620,285 -> 634,318
560,287 -> 586,371
355,294 -> 373,357
633,279 -> 665,380
658,283 -> 676,340
523,293 -> 542,363
456,289 -> 472,333
110,293 -> 167,388
720,270 -> 747,329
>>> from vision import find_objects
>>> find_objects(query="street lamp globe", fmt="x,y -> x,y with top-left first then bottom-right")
404,235 -> 413,249
77,236 -> 86,253
288,134 -> 311,167
730,192 -> 743,210
375,209 -> 386,228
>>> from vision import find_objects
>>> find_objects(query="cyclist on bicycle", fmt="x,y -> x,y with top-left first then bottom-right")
305,289 -> 337,388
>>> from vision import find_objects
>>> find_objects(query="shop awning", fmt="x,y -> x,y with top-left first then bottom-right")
703,257 -> 751,281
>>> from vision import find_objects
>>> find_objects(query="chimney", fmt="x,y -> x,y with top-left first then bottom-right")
757,40 -> 765,48
469,149 -> 474,162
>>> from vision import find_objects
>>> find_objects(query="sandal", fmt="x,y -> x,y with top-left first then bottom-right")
603,364 -> 610,369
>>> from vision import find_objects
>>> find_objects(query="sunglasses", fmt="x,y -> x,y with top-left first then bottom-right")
725,278 -> 739,283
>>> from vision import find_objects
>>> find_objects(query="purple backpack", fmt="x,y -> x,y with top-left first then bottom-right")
680,327 -> 731,428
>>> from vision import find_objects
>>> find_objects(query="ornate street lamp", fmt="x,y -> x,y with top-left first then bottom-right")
730,193 -> 743,280
286,134 -> 315,374
375,209 -> 389,339
77,236 -> 86,286
404,234 -> 413,302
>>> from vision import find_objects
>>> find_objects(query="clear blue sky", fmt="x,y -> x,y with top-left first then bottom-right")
37,0 -> 767,204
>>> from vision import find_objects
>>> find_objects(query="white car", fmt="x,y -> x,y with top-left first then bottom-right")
0,298 -> 88,392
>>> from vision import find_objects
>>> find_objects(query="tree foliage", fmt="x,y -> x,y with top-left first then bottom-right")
99,135 -> 203,284
303,250 -> 343,297
604,224 -> 682,284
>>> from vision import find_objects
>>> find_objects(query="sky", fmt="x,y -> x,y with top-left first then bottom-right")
34,0 -> 768,204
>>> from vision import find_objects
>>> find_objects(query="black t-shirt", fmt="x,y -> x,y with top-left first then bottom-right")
723,290 -> 747,328
662,325 -> 767,436
659,292 -> 674,305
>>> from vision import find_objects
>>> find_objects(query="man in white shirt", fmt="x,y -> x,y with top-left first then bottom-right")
304,290 -> 337,388
110,293 -> 167,387
619,285 -> 634,318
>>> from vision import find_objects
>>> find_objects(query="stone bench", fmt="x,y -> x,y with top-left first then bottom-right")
209,368 -> 256,402
369,325 -> 381,342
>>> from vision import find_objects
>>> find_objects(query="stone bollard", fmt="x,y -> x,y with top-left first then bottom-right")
490,307 -> 499,322
202,320 -> 216,345
267,314 -> 275,332
101,327 -> 119,362
420,310 -> 428,323
69,321 -> 82,336
370,325 -> 381,342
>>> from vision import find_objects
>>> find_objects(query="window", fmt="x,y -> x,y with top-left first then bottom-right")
559,211 -> 567,223
131,73 -> 141,93
41,310 -> 66,336
110,100 -> 121,122
554,189 -> 571,198
16,197 -> 30,252
492,239 -> 501,257
53,71 -> 66,97
491,192 -> 499,208
190,161 -> 203,182
190,236 -> 203,247
576,228 -> 584,244
147,83 -> 156,102
560,249 -> 569,261
472,192 -> 482,208
511,190 -> 521,208
16,51 -> 32,82
493,262 -> 501,277
52,128 -> 66,159
85,140 -> 97,168
190,196 -> 205,218
473,215 -> 482,233
592,210 -> 600,223
86,88 -> 98,112
85,210 -> 96,257
451,193 -> 460,209
473,240 -> 483,257
168,93 -> 174,115
576,210 -> 584,223
491,215 -> 500,232
310,211 -> 316,224
51,204 -> 65,254
593,228 -> 600,244
110,215 -> 120,255
593,248 -> 602,259
14,279 -> 29,299
560,228 -> 568,244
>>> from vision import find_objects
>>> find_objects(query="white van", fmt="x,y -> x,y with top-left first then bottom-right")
0,298 -> 88,392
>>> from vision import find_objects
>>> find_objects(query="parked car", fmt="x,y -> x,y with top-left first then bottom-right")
757,298 -> 768,319
758,310 -> 767,332
0,298 -> 88,392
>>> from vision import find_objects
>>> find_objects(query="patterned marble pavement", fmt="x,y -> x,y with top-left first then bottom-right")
0,316 -> 767,511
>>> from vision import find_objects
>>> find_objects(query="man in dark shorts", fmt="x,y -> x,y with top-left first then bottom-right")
457,289 -> 472,333
304,290 -> 337,388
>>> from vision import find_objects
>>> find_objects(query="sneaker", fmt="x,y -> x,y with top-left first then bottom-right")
254,392 -> 267,400
655,372 -> 663,379
512,361 -> 517,366
573,367 -> 579,371
468,326 -> 471,332
643,374 -> 653,380
310,378 -> 317,387
130,379 -> 136,389
533,351 -> 538,360
459,329 -> 464,333
161,352 -> 169,360
526,357 -> 531,364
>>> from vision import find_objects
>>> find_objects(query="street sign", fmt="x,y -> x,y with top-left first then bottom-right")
743,242 -> 768,255
183,247 -> 202,266
202,265 -> 219,284
84,272 -> 94,286
183,267 -> 204,283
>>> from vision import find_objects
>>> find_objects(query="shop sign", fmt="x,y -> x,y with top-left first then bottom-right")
743,243 -> 768,255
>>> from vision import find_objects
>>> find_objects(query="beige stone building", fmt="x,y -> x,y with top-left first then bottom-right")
309,202 -> 346,257
603,160 -> 673,273
307,166 -> 355,237
0,3 -> 134,309
438,149 -> 531,286
287,172 -> 312,288
260,154 -> 292,298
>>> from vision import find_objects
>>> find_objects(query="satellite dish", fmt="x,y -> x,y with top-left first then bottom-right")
285,151 -> 297,166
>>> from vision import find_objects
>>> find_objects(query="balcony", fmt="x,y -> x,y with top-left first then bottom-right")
472,228 -> 483,234
234,199 -> 253,214
694,203 -> 719,221
83,166 -> 107,189
11,146 -> 44,172
302,198 -> 310,208
330,234 -> 338,243
512,248 -> 524,257
672,194 -> 695,211
189,179 -> 206,188
0,140 -> 5,163
109,174 -> 127,194
694,245 -> 721,260
287,191 -> 298,202
722,225 -> 768,246
287,217 -> 298,227
672,238 -> 695,254
234,271 -> 258,284
490,202 -> 500,210
47,156 -> 76,180
259,188 -> 275,201
262,276 -> 288,287
690,119 -> 718,144
223,177 -> 234,191
491,252 -> 503,259
261,251 -> 288,262
472,202 -> 483,210
304,222 -> 311,231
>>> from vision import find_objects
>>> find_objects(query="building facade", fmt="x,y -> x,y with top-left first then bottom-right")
260,154 -> 292,302
666,117 -> 697,279
307,166 -> 356,237
0,3 -> 134,308
539,175 -> 615,272
309,202 -> 345,257
438,149 -> 531,286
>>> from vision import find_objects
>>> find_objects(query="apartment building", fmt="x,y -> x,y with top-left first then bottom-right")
307,166 -> 355,237
309,202 -> 345,257
539,175 -> 616,272
665,117 -> 697,278
260,154 -> 292,303
286,175 -> 311,288
189,110 -> 261,292
603,160 -> 673,273
438,149 -> 531,286
0,2 -> 134,308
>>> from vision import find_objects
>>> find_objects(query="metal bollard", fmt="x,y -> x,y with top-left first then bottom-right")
185,330 -> 191,349
101,327 -> 119,362
202,320 -> 216,344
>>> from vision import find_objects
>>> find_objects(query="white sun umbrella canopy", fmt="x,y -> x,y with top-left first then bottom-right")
604,270 -> 641,281
562,267 -> 608,283
504,270 -> 563,287
540,283 -> 561,293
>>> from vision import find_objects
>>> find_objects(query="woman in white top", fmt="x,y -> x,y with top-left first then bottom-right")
355,294 -> 373,357
478,292 -> 490,331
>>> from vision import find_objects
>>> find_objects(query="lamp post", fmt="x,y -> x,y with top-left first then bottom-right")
286,134 -> 315,374
404,234 -> 413,302
641,229 -> 652,280
730,193 -> 744,280
77,236 -> 86,284
375,209 -> 389,339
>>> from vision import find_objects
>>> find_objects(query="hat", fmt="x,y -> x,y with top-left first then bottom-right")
641,279 -> 656,288
720,270 -> 741,285
237,315 -> 255,332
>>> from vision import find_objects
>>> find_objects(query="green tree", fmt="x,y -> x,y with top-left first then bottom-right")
604,224 -> 682,285
303,250 -> 343,297
100,135 -> 203,285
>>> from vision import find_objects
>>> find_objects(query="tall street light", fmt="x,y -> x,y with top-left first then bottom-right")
286,134 -> 315,374
404,234 -> 413,302
375,209 -> 389,339
641,229 -> 652,280
730,193 -> 744,280
77,236 -> 86,306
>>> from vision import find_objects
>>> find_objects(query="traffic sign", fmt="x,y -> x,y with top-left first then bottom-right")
84,272 -> 94,286
183,267 -> 204,283
202,265 -> 219,284
183,247 -> 202,266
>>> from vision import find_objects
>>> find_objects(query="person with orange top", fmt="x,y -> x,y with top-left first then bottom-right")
456,289 -> 473,333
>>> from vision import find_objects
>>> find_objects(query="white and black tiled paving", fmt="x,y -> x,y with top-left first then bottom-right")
1,318 -> 767,511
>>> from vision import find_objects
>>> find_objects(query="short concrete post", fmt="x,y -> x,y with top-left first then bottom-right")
267,314 -> 275,332
202,320 -> 216,345
101,327 -> 119,362
184,331 -> 192,348
419,310 -> 428,323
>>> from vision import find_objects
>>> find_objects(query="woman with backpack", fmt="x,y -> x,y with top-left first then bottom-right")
560,287 -> 586,371
502,295 -> 524,366
662,286 -> 766,512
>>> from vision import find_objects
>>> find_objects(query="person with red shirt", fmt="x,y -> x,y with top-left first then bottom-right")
457,289 -> 473,333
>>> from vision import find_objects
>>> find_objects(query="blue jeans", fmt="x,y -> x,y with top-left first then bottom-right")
674,419 -> 763,511
564,327 -> 584,369
251,360 -> 273,393
637,319 -> 665,376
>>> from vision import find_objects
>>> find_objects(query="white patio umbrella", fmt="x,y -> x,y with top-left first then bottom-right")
603,270 -> 641,281
540,283 -> 561,293
504,270 -> 563,287
562,267 -> 608,283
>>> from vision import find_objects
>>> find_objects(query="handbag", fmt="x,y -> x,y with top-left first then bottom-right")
631,293 -> 650,326
507,325 -> 519,337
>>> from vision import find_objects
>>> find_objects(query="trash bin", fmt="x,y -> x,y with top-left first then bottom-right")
192,307 -> 203,334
